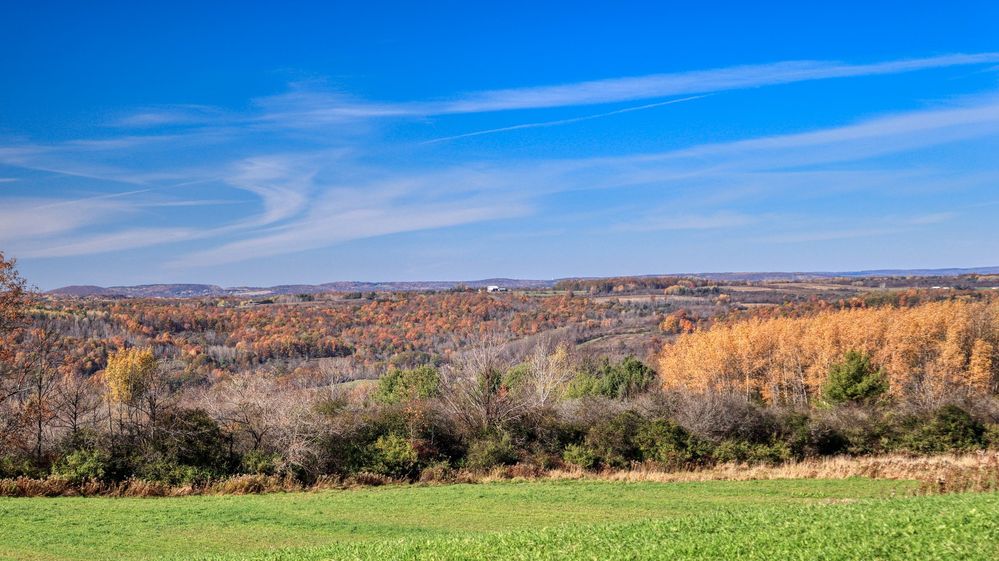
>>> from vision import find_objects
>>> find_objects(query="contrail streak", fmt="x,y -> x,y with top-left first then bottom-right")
422,94 -> 711,144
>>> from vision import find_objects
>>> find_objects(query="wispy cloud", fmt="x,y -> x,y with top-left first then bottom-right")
184,96 -> 999,264
5,55 -> 999,270
176,196 -> 531,266
9,95 -> 999,261
137,53 -> 999,130
222,155 -> 319,227
30,189 -> 156,209
19,228 -> 202,258
111,104 -> 226,128
664,96 -> 999,166
435,54 -> 999,113
0,137 -> 200,186
0,198 -> 128,242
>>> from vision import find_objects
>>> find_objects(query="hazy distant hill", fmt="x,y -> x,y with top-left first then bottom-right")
49,284 -> 227,298
47,267 -> 999,298
693,266 -> 999,282
47,279 -> 554,298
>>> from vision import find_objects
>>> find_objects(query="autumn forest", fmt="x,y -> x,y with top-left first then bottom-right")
1,251 -> 998,495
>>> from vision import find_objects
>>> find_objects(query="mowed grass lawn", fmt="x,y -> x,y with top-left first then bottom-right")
1,478 -> 996,561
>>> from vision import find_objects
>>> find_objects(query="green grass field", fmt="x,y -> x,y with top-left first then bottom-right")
1,479 -> 996,561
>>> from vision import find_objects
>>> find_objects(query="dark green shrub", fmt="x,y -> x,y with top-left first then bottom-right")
137,461 -> 217,486
0,455 -> 38,479
807,423 -> 850,456
565,373 -> 601,399
52,449 -> 110,484
985,424 -> 999,450
135,408 -> 235,484
505,407 -> 582,457
610,357 -> 657,398
367,434 -> 420,478
465,433 -> 518,470
822,351 -> 888,405
241,450 -> 282,475
502,363 -> 530,390
747,441 -> 793,465
152,408 -> 234,472
583,411 -> 643,468
774,412 -> 811,459
387,351 -> 441,370
316,406 -> 407,476
635,419 -> 706,469
375,366 -> 440,404
566,357 -> 656,399
711,440 -> 752,464
316,429 -> 372,477
902,405 -> 985,453
775,412 -> 849,458
710,440 -> 792,465
562,444 -> 598,469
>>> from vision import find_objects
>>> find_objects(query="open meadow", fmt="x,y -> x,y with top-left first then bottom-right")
2,478 -> 998,561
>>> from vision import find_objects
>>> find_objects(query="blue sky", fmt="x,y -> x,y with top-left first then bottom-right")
2,2 -> 999,289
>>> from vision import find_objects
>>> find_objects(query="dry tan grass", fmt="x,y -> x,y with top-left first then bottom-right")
473,453 -> 999,495
2,453 -> 996,497
0,474 -> 330,498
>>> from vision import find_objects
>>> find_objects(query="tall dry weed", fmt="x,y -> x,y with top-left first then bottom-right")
2,453 -> 996,497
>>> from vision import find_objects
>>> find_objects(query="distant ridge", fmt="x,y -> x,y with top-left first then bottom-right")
689,266 -> 999,282
47,267 -> 999,298
47,278 -> 553,298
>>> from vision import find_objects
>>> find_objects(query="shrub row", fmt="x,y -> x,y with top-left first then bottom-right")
4,395 -> 997,489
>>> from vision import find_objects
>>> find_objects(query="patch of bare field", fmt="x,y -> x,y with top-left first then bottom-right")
592,294 -> 713,305
721,283 -> 867,294
592,294 -> 669,303
765,282 -> 877,292
720,285 -> 784,293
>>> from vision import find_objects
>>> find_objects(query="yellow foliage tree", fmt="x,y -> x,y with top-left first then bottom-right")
104,347 -> 157,404
968,339 -> 995,394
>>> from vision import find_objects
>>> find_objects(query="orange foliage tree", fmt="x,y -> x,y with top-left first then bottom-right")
0,252 -> 28,363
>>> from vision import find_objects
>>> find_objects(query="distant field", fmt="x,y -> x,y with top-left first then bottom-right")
3,479 -> 996,561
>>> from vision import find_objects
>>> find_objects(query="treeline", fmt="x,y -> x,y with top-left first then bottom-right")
555,276 -> 719,294
3,338 -> 997,490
